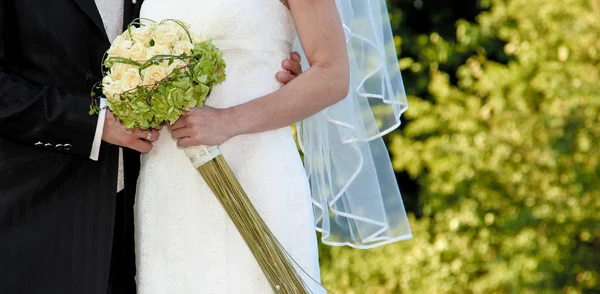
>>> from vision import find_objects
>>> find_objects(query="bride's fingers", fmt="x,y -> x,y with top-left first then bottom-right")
176,136 -> 196,148
170,127 -> 193,140
169,117 -> 187,131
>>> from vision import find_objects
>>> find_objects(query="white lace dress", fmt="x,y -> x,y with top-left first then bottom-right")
135,1 -> 322,293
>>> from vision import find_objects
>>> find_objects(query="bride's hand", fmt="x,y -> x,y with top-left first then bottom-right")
169,106 -> 236,147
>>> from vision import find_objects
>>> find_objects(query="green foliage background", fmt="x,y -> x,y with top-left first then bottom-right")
318,0 -> 600,293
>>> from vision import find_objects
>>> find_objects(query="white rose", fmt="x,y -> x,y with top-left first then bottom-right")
102,75 -> 123,102
173,40 -> 194,55
146,45 -> 173,60
130,25 -> 153,46
110,63 -> 135,79
121,68 -> 142,92
172,21 -> 192,41
107,35 -> 134,58
129,42 -> 149,62
141,65 -> 169,85
151,23 -> 181,47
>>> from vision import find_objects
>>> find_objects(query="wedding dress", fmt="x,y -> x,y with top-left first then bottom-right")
135,0 -> 323,293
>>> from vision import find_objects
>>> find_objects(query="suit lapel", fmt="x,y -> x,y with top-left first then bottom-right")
72,0 -> 108,39
123,0 -> 143,30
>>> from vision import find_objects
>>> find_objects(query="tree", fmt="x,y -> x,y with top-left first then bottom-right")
320,0 -> 600,293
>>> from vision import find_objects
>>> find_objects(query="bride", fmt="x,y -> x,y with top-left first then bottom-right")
135,0 -> 412,293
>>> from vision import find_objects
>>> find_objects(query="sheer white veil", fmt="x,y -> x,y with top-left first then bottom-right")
294,0 -> 412,249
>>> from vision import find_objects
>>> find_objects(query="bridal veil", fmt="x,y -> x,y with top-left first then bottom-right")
295,0 -> 412,249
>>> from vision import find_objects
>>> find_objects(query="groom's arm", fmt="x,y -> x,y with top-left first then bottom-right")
0,73 -> 98,158
0,69 -> 157,157
0,3 -> 97,157
0,75 -> 98,157
0,6 -> 152,158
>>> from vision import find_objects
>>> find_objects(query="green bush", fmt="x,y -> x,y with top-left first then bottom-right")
319,0 -> 600,293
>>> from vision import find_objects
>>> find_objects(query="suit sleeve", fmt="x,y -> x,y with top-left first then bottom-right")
0,4 -> 101,157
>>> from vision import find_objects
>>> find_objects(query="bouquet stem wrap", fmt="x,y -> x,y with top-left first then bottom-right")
184,145 -> 312,293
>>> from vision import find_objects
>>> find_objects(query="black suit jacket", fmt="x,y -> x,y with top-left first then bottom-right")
0,0 -> 142,293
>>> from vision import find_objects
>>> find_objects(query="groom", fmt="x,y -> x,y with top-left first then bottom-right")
0,0 -> 303,293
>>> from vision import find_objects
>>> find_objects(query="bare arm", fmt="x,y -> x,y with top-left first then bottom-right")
228,0 -> 348,135
171,0 -> 349,147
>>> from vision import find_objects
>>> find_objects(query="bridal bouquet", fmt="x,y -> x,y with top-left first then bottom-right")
97,20 -> 225,128
94,20 -> 312,293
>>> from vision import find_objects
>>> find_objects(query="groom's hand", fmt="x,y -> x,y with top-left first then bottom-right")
102,111 -> 161,153
276,52 -> 303,84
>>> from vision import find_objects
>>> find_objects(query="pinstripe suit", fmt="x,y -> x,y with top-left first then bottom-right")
0,0 -> 143,293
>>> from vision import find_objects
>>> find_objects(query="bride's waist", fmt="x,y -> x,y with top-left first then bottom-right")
207,68 -> 282,108
208,43 -> 289,107
212,37 -> 293,54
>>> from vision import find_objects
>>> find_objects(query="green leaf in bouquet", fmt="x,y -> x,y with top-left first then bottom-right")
105,57 -> 142,68
139,54 -> 182,74
89,103 -> 101,115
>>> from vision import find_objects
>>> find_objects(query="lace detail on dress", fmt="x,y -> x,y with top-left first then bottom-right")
167,145 -> 185,293
135,139 -> 160,292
